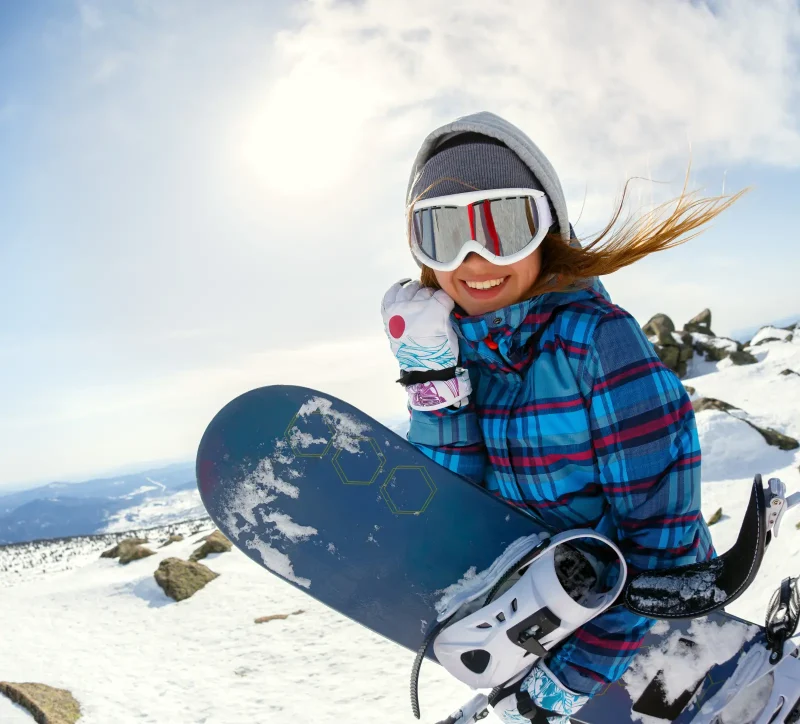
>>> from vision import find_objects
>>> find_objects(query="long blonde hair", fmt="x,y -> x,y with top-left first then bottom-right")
412,172 -> 747,297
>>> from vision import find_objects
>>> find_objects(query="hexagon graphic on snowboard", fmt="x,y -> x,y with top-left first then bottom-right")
284,411 -> 335,458
380,466 -> 437,515
332,437 -> 386,485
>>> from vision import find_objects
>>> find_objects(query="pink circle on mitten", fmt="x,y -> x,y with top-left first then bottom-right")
388,315 -> 406,339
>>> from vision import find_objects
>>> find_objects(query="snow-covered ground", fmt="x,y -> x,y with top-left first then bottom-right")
0,518 -> 210,587
686,336 -> 800,625
0,525 -> 471,723
1,332 -> 799,723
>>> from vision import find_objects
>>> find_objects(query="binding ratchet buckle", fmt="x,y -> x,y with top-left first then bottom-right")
765,477 -> 800,544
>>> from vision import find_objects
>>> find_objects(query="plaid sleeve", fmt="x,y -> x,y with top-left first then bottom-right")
547,308 -> 714,697
407,402 -> 487,485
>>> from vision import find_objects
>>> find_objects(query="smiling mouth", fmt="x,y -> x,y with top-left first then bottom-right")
459,277 -> 509,298
464,277 -> 506,290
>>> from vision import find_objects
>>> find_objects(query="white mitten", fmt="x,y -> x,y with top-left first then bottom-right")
381,279 -> 471,411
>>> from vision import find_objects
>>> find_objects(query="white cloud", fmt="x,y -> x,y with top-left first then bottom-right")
238,0 -> 800,215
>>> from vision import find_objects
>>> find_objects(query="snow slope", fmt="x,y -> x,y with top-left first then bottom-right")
0,525 -> 470,723
685,336 -> 800,625
1,334 -> 799,723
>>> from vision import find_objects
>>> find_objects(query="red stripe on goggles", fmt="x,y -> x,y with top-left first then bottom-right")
408,188 -> 553,272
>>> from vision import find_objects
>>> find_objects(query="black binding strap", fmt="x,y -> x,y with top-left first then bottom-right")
397,367 -> 460,387
624,475 -> 767,619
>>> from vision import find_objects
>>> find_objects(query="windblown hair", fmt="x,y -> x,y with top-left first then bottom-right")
411,172 -> 747,298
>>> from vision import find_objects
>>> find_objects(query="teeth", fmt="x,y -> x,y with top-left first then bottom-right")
465,278 -> 505,290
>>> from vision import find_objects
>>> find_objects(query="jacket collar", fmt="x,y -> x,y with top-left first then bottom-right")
453,279 -> 608,353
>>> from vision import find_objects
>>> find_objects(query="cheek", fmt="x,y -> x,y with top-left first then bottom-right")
434,270 -> 456,292
512,251 -> 543,286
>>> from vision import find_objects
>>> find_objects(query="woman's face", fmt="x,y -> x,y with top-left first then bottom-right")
433,248 -> 543,316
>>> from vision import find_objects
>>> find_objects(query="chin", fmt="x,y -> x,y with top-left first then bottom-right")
460,294 -> 514,316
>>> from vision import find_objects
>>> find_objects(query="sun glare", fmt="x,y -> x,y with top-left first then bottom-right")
237,72 -> 367,195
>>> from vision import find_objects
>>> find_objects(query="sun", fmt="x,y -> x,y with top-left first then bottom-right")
235,71 -> 366,195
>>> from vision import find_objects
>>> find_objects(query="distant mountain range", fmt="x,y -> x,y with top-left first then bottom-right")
0,462 -> 199,545
0,414 -> 414,548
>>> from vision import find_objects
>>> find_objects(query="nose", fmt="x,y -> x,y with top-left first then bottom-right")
462,252 -> 494,268
460,252 -> 498,272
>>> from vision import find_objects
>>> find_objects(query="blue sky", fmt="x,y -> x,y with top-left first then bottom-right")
1,0 -> 799,489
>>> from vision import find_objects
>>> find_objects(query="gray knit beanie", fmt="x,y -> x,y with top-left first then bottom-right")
409,133 -> 549,209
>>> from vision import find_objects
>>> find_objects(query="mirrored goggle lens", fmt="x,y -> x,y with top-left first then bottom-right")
410,196 -> 541,265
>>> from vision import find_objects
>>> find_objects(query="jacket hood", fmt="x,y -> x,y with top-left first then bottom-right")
406,111 -> 571,242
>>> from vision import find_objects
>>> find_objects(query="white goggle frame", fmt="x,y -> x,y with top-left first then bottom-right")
406,188 -> 553,272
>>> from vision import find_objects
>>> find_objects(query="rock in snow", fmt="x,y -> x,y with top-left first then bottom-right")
153,557 -> 219,602
750,326 -> 794,347
99,537 -> 155,565
158,534 -> 184,548
693,397 -> 740,414
693,397 -> 799,451
0,681 -> 81,724
189,530 -> 231,562
99,537 -> 148,559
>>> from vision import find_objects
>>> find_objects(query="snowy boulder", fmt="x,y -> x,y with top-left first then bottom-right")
746,421 -> 799,451
642,313 -> 676,344
694,401 -> 799,482
655,344 -> 680,373
642,315 -> 693,378
189,530 -> 231,562
694,397 -> 798,450
693,397 -> 740,414
154,557 -> 219,602
691,333 -> 741,362
728,349 -> 758,366
684,308 -> 714,336
119,545 -> 155,565
781,369 -> 800,377
749,325 -> 794,347
100,537 -> 149,560
159,534 -> 184,548
0,681 -> 81,724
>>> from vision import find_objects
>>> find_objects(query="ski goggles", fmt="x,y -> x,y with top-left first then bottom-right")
407,188 -> 553,272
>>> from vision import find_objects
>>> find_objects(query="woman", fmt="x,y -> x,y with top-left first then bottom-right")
381,111 -> 740,722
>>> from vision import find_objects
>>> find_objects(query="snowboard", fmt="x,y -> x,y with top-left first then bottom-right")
196,385 -> 798,724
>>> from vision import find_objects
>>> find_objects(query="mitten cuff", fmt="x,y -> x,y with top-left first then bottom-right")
522,661 -> 590,717
407,368 -> 471,411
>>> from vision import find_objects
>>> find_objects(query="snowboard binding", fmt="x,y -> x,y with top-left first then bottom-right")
423,474 -> 800,723
432,530 -> 627,689
411,530 -> 627,720
766,577 -> 800,665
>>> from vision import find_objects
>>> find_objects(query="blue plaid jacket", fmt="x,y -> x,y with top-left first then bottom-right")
408,279 -> 714,696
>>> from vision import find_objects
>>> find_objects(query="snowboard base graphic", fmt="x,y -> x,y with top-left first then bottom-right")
196,385 -> 796,724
